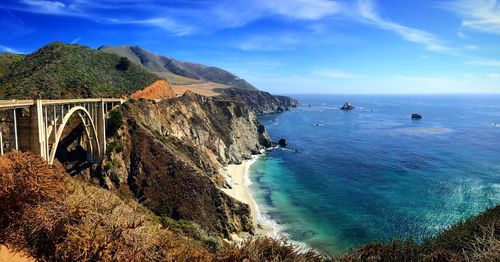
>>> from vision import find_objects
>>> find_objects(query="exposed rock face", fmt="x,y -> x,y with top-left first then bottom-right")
275,95 -> 299,108
98,92 -> 272,237
341,102 -> 354,111
130,80 -> 176,100
216,88 -> 298,114
411,113 -> 422,120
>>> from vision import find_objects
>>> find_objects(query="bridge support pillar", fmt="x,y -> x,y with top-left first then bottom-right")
97,99 -> 106,161
29,100 -> 47,160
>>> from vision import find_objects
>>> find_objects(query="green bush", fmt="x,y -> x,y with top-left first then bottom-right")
106,140 -> 123,155
107,109 -> 122,138
115,57 -> 130,71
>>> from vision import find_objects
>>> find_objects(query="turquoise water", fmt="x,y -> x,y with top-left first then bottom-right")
249,94 -> 500,256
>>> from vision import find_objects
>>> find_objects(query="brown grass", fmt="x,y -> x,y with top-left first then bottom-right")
171,82 -> 229,97
216,237 -> 328,262
0,151 -> 212,261
463,222 -> 500,262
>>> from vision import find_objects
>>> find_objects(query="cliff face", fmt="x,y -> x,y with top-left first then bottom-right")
98,92 -> 271,237
216,88 -> 298,114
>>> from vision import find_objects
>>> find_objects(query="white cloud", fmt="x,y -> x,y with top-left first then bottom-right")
465,45 -> 478,50
108,18 -> 194,36
466,59 -> 500,67
0,44 -> 24,54
313,69 -> 362,79
263,0 -> 341,20
440,0 -> 500,35
487,73 -> 500,79
70,37 -> 81,44
239,34 -> 300,51
357,0 -> 451,54
19,0 -> 74,15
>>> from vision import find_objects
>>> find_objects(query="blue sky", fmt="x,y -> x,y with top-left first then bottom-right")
1,0 -> 500,94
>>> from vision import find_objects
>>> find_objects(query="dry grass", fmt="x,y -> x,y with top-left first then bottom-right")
216,237 -> 328,262
171,82 -> 229,97
463,222 -> 500,262
0,151 -> 212,261
0,151 -> 69,258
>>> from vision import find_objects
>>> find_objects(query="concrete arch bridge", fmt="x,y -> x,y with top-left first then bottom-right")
0,99 -> 123,164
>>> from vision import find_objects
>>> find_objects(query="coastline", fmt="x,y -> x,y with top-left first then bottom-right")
220,155 -> 279,238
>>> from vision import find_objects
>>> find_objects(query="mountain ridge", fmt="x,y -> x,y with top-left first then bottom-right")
99,45 -> 257,90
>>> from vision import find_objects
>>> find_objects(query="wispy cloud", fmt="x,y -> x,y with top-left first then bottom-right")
239,34 -> 300,51
108,18 -> 194,36
263,0 -> 341,20
440,0 -> 500,35
0,44 -> 24,54
357,0 -> 451,54
313,69 -> 363,79
466,59 -> 500,67
487,73 -> 500,79
70,37 -> 81,44
17,0 -> 87,17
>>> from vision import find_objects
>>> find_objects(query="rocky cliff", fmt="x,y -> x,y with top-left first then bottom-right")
216,88 -> 298,114
96,92 -> 272,237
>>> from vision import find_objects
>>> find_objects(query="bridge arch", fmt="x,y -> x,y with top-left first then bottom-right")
48,106 -> 101,165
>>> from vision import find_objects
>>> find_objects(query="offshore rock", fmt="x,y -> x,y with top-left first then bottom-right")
341,102 -> 354,111
411,113 -> 423,120
278,138 -> 287,147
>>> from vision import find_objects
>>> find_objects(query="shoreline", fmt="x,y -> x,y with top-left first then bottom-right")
220,155 -> 279,238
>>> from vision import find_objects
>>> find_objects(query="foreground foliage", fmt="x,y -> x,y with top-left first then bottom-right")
0,151 -> 498,261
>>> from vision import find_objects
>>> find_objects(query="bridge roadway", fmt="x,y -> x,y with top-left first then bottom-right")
0,98 -> 124,164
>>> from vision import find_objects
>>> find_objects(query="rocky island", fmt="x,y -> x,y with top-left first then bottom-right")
340,102 -> 355,111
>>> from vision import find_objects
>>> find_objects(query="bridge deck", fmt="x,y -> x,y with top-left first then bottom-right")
0,98 -> 124,109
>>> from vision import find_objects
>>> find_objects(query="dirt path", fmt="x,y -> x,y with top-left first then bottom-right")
0,245 -> 34,262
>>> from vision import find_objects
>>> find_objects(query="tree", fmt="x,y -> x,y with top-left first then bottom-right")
115,57 -> 130,71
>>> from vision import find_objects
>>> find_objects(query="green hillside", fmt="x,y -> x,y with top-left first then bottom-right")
0,53 -> 24,79
99,45 -> 257,90
0,42 -> 158,99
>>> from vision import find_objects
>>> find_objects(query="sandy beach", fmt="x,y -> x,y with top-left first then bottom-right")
220,156 -> 277,237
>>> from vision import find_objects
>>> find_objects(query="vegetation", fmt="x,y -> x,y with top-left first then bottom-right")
99,45 -> 257,90
0,53 -> 23,79
115,57 -> 131,71
0,42 -> 158,99
0,151 -> 498,261
0,151 -> 211,261
107,108 -> 123,138
337,206 -> 499,261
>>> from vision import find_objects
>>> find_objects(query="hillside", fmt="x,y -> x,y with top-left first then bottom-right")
99,45 -> 257,90
0,43 -> 158,99
0,53 -> 23,79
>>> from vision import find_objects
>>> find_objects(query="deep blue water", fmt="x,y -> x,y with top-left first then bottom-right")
250,94 -> 500,256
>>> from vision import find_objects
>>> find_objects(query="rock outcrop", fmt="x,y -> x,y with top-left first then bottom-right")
216,88 -> 298,114
411,113 -> 422,120
340,102 -> 354,111
97,92 -> 272,237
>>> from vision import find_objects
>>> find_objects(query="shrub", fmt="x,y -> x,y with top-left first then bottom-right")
0,151 -> 69,258
216,237 -> 327,262
115,57 -> 131,71
0,152 -> 213,261
107,109 -> 123,138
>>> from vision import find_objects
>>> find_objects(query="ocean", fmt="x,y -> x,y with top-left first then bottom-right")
249,94 -> 500,256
